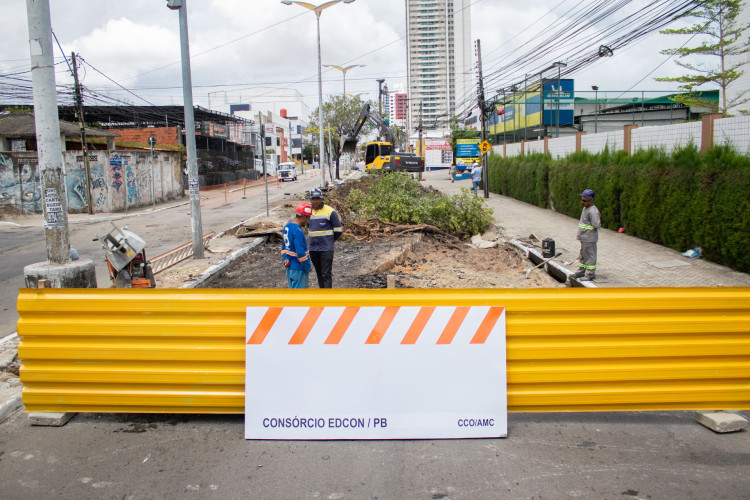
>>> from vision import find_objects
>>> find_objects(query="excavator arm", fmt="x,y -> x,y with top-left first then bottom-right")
340,104 -> 396,154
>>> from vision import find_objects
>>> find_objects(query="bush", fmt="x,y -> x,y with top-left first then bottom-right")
486,145 -> 750,273
344,172 -> 494,238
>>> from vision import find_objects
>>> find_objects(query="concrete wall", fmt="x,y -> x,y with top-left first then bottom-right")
631,121 -> 702,154
0,150 -> 183,214
496,115 -> 750,158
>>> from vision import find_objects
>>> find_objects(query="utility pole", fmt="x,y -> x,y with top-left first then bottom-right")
476,39 -> 489,198
26,0 -> 70,264
259,112 -> 268,216
71,53 -> 93,215
167,0 -> 203,259
418,100 -> 423,157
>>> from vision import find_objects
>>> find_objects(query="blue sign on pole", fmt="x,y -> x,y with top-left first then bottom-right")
456,139 -> 480,158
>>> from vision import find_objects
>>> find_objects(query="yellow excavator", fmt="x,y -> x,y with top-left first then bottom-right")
341,104 -> 424,174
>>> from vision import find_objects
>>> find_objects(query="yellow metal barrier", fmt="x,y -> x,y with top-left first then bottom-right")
17,287 -> 750,413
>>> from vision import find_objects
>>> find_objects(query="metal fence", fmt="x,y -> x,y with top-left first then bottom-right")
17,287 -> 750,413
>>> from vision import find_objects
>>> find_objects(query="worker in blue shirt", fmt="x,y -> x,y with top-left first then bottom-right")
281,202 -> 313,288
308,187 -> 343,288
471,161 -> 482,196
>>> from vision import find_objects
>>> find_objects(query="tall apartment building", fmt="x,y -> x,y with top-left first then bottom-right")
390,92 -> 408,128
405,0 -> 471,132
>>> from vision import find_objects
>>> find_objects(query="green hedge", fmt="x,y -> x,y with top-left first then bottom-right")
487,145 -> 750,272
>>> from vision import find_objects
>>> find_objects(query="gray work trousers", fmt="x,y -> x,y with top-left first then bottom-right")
577,241 -> 597,278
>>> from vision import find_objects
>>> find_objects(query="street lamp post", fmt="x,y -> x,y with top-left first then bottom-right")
376,78 -> 385,115
282,0 -> 356,189
324,64 -> 365,97
552,61 -> 567,138
592,85 -> 599,133
167,0 -> 203,259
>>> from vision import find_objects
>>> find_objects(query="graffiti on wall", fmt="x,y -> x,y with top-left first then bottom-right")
126,163 -> 138,205
1,151 -> 181,214
64,156 -> 108,213
110,154 -> 124,192
0,153 -> 42,213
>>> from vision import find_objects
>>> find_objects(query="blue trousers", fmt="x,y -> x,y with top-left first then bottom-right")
286,268 -> 309,289
472,179 -> 480,195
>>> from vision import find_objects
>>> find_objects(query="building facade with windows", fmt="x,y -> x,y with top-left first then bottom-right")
405,0 -> 471,132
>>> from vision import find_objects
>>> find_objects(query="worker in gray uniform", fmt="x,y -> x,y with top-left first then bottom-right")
575,188 -> 601,281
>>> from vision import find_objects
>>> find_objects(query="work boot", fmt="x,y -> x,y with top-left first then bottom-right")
574,270 -> 585,279
580,274 -> 596,281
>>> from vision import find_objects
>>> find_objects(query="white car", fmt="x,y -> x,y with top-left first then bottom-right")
277,162 -> 297,182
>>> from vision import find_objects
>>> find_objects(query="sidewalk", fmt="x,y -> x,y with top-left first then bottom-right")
422,169 -> 750,288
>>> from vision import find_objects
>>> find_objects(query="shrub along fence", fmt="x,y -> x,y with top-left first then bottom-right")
487,145 -> 750,273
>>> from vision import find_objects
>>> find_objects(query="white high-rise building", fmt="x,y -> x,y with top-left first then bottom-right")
405,0 -> 472,132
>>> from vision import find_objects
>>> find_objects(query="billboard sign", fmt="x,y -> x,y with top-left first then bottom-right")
489,79 -> 574,135
456,138 -> 480,158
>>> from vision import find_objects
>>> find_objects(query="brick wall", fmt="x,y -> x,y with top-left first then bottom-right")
110,127 -> 180,146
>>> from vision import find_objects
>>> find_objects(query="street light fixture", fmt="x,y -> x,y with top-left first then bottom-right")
166,0 -> 203,259
592,85 -> 599,133
324,64 -> 365,97
281,0 -> 356,189
552,61 -> 567,138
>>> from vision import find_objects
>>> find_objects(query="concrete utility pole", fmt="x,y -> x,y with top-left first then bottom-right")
475,39 -> 489,198
167,0 -> 203,259
259,112 -> 269,216
71,52 -> 93,215
24,0 -> 96,289
27,0 -> 70,264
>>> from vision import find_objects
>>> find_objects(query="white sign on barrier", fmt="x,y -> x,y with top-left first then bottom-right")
245,305 -> 507,440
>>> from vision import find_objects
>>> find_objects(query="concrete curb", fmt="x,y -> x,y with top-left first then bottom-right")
0,394 -> 22,424
509,239 -> 597,288
180,237 -> 267,289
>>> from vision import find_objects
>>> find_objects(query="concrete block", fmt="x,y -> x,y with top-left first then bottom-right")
0,350 -> 16,369
695,411 -> 748,433
24,259 -> 97,289
0,395 -> 22,424
28,411 -> 76,427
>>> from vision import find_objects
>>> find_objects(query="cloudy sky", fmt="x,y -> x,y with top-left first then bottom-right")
2,0 -> 696,121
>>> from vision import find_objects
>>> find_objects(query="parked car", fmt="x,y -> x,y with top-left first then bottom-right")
277,162 -> 297,182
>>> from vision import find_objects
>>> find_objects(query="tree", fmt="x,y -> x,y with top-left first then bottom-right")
307,95 -> 374,179
655,0 -> 750,115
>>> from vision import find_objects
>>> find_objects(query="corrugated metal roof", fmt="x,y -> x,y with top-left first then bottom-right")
0,112 -> 118,138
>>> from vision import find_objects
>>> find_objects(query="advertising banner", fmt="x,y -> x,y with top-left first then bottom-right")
489,79 -> 574,134
424,139 -> 452,170
245,305 -> 507,440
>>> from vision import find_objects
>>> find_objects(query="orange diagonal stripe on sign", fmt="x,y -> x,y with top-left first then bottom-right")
401,306 -> 435,344
325,307 -> 360,344
366,307 -> 399,344
288,307 -> 324,344
470,307 -> 505,344
247,307 -> 283,344
437,306 -> 470,344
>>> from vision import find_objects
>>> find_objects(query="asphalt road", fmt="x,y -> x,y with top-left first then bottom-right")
1,409 -> 748,499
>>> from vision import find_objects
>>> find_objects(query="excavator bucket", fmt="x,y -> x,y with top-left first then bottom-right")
340,134 -> 358,154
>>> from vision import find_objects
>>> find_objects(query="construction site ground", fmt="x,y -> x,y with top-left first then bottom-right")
154,178 -> 563,290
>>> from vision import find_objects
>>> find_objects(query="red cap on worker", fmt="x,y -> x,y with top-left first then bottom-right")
295,202 -> 312,216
